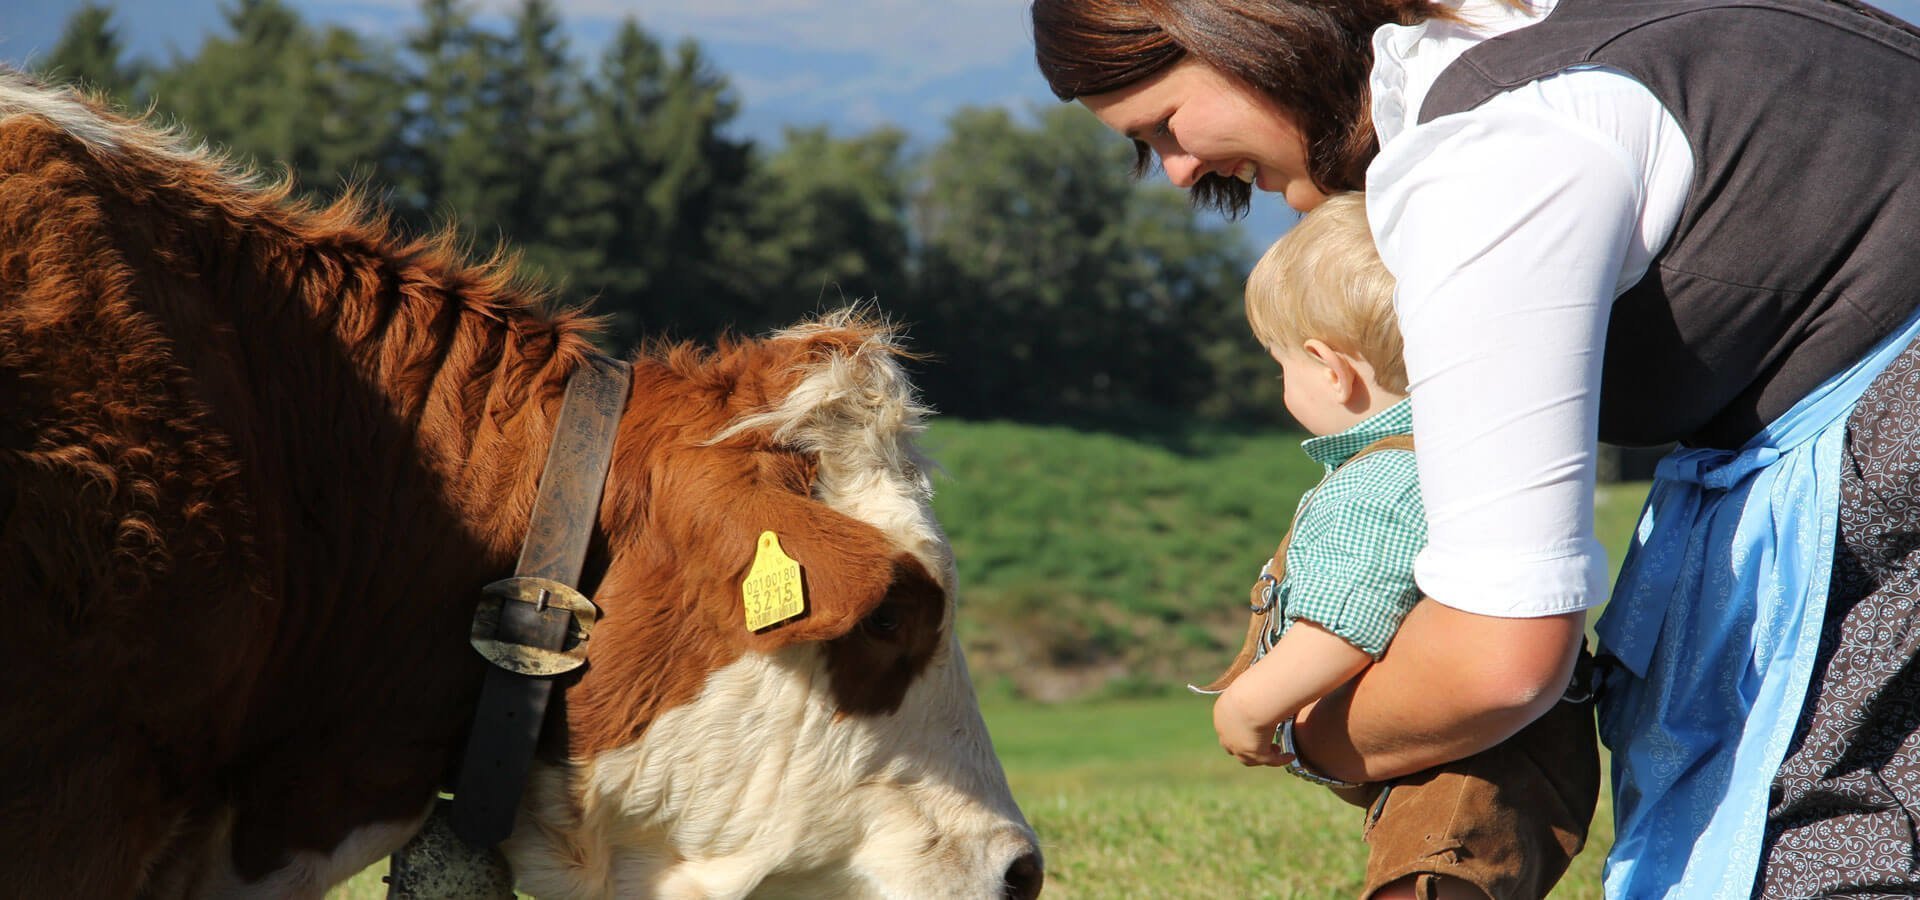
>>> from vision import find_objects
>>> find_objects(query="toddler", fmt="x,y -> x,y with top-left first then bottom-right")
1200,194 -> 1598,900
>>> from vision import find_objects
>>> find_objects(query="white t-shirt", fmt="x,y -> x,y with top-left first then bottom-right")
1365,0 -> 1696,617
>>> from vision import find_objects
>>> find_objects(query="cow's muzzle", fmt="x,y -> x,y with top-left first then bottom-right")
1002,847 -> 1044,900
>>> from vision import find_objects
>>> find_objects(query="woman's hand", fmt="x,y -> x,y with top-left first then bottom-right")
1213,683 -> 1292,767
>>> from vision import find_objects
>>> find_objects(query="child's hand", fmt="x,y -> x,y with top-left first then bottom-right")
1212,684 -> 1292,767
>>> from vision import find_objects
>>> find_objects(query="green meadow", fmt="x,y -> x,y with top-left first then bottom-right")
982,695 -> 1614,899
934,420 -> 1640,898
331,420 -> 1649,898
925,420 -> 1649,701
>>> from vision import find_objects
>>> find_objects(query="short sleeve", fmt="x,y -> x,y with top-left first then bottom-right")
1280,453 -> 1427,658
1366,71 -> 1681,617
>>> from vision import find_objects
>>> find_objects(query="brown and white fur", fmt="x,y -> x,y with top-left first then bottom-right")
0,68 -> 1040,899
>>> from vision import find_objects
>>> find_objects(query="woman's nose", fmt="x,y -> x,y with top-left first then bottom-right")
1161,153 -> 1205,188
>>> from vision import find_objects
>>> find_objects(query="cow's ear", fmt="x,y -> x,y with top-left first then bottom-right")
725,498 -> 921,649
821,555 -> 946,715
730,504 -> 945,716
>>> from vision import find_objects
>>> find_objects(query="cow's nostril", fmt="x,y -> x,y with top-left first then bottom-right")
1001,850 -> 1044,900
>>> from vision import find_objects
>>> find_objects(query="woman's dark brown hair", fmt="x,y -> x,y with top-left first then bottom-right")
1031,0 -> 1450,216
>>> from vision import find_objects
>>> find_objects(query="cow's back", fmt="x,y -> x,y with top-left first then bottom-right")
0,71 -> 1043,900
0,78 -> 504,897
0,96 -> 287,893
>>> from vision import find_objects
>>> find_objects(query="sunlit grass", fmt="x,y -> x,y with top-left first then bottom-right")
927,419 -> 1651,699
325,421 -> 1648,898
332,695 -> 1612,899
983,694 -> 1611,899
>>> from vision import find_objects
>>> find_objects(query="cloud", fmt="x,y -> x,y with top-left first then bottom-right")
632,0 -> 1033,78
345,0 -> 1035,80
314,0 -> 1041,137
634,1 -> 1040,133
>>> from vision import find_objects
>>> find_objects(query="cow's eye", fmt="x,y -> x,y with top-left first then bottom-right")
861,604 -> 902,637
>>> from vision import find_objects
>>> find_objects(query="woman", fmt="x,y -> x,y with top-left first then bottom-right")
1031,0 -> 1920,896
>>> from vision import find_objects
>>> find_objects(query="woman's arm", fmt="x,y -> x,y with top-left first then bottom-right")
1291,600 -> 1584,781
1213,620 -> 1372,766
1368,70 -> 1696,624
1306,71 -> 1679,780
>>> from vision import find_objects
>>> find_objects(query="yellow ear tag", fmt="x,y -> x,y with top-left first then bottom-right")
742,531 -> 806,632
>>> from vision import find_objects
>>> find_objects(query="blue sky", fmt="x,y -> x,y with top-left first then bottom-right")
0,0 -> 1311,244
0,1 -> 1059,145
7,0 -> 1920,250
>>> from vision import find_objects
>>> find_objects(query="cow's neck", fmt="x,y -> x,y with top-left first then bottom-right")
255,229 -> 596,690
162,208 -> 604,876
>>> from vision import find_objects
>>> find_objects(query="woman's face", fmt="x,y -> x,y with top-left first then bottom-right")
1081,58 -> 1327,212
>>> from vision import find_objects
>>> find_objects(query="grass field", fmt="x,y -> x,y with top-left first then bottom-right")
984,695 -> 1613,899
331,695 -> 1615,899
925,419 -> 1651,700
328,421 -> 1649,898
925,420 -> 1366,699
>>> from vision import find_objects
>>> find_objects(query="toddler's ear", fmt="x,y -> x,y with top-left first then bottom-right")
1302,339 -> 1361,402
1299,338 -> 1343,371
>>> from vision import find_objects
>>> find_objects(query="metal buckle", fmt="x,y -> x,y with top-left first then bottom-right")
469,576 -> 599,676
1562,647 -> 1605,704
1250,572 -> 1281,614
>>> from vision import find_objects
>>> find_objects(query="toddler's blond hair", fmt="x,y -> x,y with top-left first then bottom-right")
1245,193 -> 1407,393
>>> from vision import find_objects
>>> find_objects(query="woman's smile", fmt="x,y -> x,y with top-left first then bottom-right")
1080,58 -> 1326,211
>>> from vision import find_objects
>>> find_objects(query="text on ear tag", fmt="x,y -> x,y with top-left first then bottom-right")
743,531 -> 806,631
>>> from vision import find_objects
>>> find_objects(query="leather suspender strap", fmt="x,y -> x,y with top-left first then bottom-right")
1190,433 -> 1415,693
452,354 -> 631,847
1190,511 -> 1305,694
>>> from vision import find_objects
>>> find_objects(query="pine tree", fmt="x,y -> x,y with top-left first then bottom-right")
152,0 -> 311,171
291,26 -> 409,203
496,0 -> 578,260
395,0 -> 509,231
568,19 -> 753,341
716,126 -> 913,334
147,1 -> 404,204
911,105 -> 1252,422
37,3 -> 144,104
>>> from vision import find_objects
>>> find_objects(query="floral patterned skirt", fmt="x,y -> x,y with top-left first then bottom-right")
1759,335 -> 1920,897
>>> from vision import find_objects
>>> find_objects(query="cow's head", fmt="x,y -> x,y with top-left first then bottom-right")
505,311 -> 1042,898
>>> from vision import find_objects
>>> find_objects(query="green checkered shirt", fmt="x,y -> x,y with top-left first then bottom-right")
1256,399 -> 1424,660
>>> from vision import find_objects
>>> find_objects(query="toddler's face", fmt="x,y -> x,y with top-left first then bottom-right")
1271,344 -> 1351,436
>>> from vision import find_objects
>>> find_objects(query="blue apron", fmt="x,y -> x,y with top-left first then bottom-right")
1598,309 -> 1920,899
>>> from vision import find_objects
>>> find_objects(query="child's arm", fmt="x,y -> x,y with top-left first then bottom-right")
1213,619 -> 1372,767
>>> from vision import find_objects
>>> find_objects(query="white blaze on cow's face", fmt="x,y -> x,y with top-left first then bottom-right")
503,316 -> 1042,899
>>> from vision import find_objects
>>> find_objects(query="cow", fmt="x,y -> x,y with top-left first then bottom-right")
0,68 -> 1043,899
